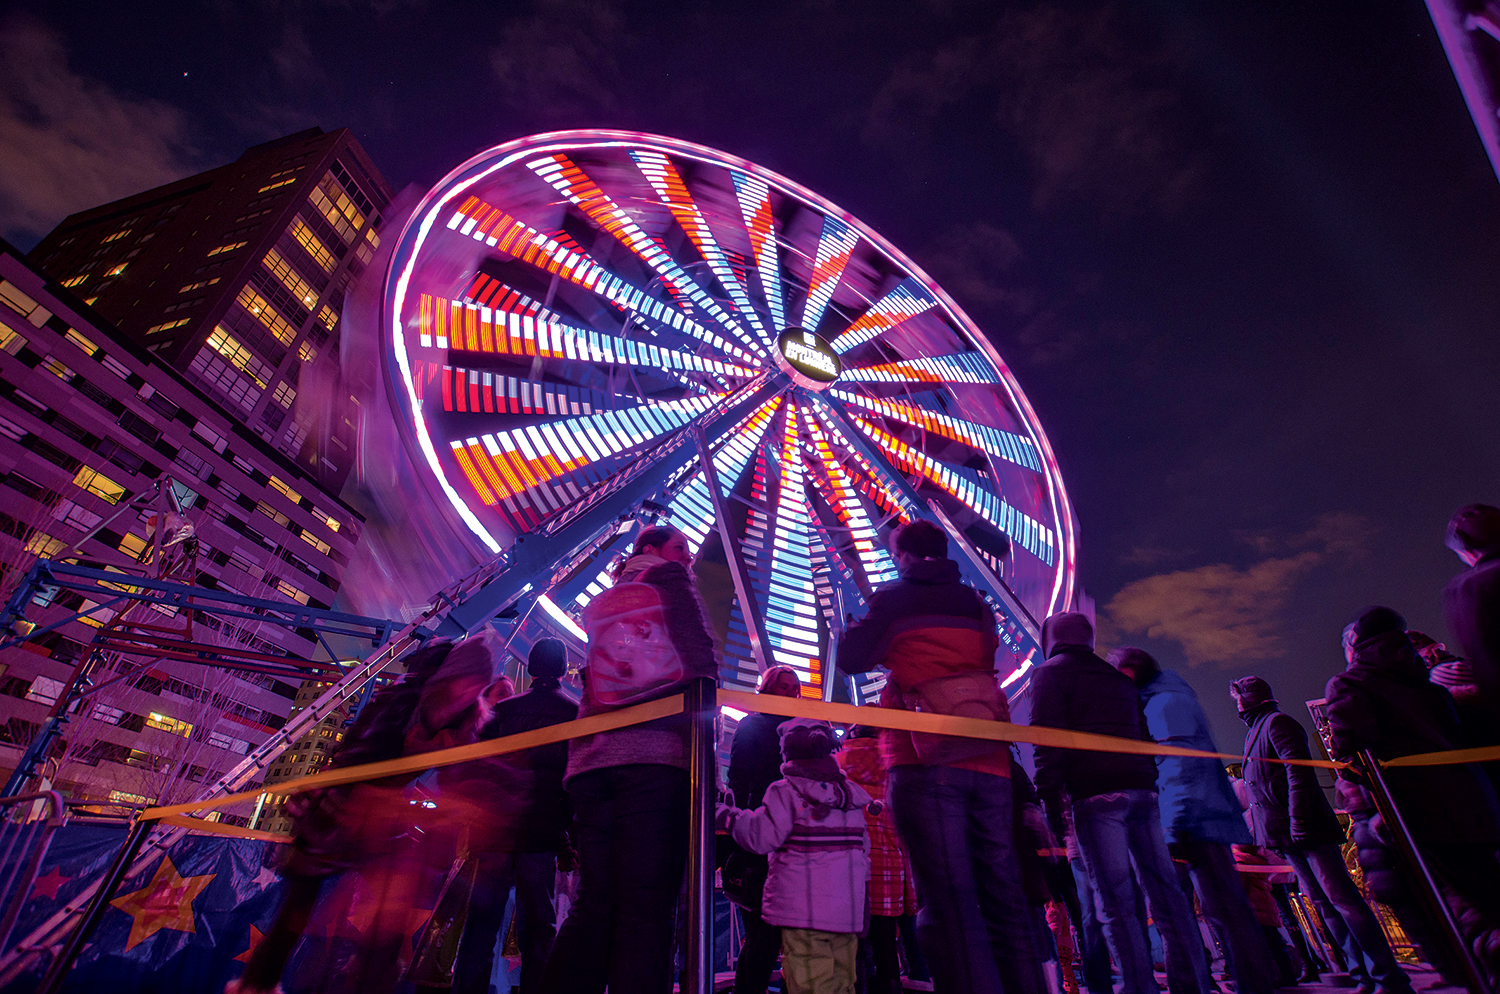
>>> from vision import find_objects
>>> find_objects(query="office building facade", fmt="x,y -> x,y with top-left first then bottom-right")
28,128 -> 393,494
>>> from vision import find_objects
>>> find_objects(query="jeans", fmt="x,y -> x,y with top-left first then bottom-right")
1285,844 -> 1410,993
454,850 -> 558,994
888,765 -> 1046,994
1070,790 -> 1209,994
538,765 -> 689,994
1067,853 -> 1115,994
1171,840 -> 1278,994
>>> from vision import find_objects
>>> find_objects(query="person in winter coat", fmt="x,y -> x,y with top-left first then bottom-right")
837,519 -> 1044,994
719,719 -> 873,994
1325,607 -> 1500,987
540,524 -> 718,994
448,638 -> 580,994
1231,675 -> 1411,994
1029,614 -> 1208,994
228,639 -> 457,994
727,664 -> 803,994
1442,504 -> 1500,716
838,725 -> 919,994
1110,648 -> 1276,994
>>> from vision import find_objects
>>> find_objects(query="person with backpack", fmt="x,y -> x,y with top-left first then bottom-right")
539,525 -> 718,994
718,719 -> 874,994
838,519 -> 1044,994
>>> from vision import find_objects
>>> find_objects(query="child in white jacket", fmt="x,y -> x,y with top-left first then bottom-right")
717,718 -> 873,994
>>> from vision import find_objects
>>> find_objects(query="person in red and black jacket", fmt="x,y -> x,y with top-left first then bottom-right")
838,519 -> 1044,994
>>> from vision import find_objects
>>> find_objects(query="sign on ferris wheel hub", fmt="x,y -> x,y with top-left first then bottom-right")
381,129 -> 1077,701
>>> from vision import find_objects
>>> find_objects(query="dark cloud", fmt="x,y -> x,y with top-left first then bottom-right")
0,18 -> 201,244
488,0 -> 631,117
1103,512 -> 1372,666
865,2 -> 1207,224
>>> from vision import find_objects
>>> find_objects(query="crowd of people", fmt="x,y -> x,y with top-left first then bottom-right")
224,503 -> 1500,994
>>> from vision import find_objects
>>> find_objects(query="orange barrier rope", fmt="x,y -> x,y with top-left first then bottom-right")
158,814 -> 293,844
718,689 -> 1350,768
139,692 -> 686,821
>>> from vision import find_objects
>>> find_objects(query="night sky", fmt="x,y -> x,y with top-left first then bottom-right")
3,1 -> 1497,751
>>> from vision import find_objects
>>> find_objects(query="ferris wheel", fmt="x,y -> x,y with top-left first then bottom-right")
382,131 -> 1076,702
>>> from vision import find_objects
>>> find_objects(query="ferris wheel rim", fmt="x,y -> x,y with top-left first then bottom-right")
381,128 -> 1076,620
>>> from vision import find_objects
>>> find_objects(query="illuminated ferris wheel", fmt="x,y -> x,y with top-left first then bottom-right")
382,131 -> 1076,701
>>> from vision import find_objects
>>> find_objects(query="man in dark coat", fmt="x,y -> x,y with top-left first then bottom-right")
451,638 -> 579,994
1231,675 -> 1411,994
1442,504 -> 1500,722
1029,613 -> 1208,994
1325,607 -> 1500,988
1111,648 -> 1275,994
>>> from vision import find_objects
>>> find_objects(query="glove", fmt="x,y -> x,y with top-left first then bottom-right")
715,804 -> 737,834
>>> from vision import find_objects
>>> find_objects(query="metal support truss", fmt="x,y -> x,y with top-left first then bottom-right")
693,424 -> 774,674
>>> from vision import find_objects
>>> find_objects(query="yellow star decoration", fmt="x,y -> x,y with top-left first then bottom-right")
109,857 -> 216,952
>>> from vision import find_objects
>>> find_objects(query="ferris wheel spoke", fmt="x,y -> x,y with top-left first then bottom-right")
662,396 -> 784,553
829,389 -> 1044,473
446,195 -> 758,363
841,352 -> 1001,385
630,151 -> 773,347
731,172 -> 787,332
798,215 -> 860,334
526,153 -> 770,360
827,278 -> 937,355
848,414 -> 1057,566
799,406 -> 900,591
414,291 -> 757,380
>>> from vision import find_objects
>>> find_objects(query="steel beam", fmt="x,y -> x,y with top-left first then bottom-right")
693,424 -> 774,674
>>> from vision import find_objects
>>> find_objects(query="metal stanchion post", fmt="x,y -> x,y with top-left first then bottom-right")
1358,751 -> 1491,994
685,676 -> 717,994
38,816 -> 154,994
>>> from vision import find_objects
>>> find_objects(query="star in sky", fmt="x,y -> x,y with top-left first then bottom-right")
108,857 -> 216,952
32,866 -> 70,901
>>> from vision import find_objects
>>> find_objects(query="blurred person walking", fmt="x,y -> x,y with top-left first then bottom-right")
1231,675 -> 1412,994
1111,647 -> 1277,994
1325,607 -> 1500,988
226,639 -> 457,994
447,638 -> 579,994
726,664 -> 803,994
719,719 -> 874,994
539,525 -> 718,994
1029,613 -> 1209,994
839,519 -> 1044,994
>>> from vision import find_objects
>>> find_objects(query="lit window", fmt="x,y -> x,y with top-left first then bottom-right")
118,532 -> 148,560
272,381 -> 297,409
0,280 -> 41,318
268,475 -> 302,504
101,229 -> 132,244
41,356 -> 76,382
147,317 -> 191,334
207,241 -> 248,257
204,325 -> 271,387
107,789 -> 151,805
235,285 -> 296,344
105,263 -> 128,277
300,531 -> 332,556
72,465 -> 127,504
146,712 -> 194,737
290,219 -> 336,272
258,176 -> 297,194
64,328 -> 99,354
275,579 -> 310,605
256,500 -> 290,527
25,533 -> 65,557
179,277 -> 221,293
0,325 -> 27,354
25,676 -> 65,705
61,274 -> 89,288
262,248 -> 319,308
299,342 -> 318,363
317,305 -> 338,332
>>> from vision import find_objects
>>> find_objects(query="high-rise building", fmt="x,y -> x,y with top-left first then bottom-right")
27,128 -> 392,494
0,241 -> 364,813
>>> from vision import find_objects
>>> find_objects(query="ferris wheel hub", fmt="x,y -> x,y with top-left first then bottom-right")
774,328 -> 842,391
